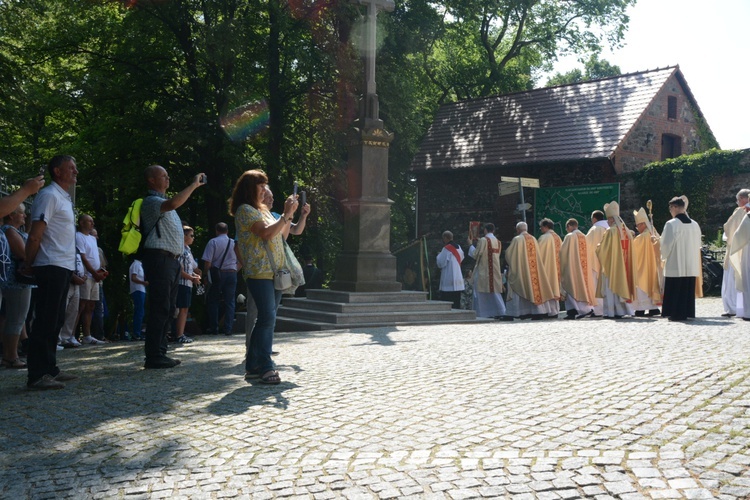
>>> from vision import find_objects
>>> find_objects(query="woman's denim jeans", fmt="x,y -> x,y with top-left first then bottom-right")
245,278 -> 281,374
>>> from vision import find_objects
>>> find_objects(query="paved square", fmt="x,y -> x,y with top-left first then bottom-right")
1,297 -> 748,499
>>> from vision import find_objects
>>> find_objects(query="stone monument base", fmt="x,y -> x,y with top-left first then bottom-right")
273,289 -> 482,332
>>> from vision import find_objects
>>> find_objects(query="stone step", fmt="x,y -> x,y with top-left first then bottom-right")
275,308 -> 483,332
305,289 -> 429,304
277,305 -> 475,325
280,297 -> 453,314
273,289 -> 480,332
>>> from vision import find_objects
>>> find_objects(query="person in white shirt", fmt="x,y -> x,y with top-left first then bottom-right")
173,226 -> 201,343
59,253 -> 87,348
202,222 -> 238,335
129,259 -> 148,341
436,230 -> 464,309
74,214 -> 107,345
23,155 -> 79,390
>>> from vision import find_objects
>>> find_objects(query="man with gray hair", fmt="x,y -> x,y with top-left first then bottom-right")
74,214 -> 107,345
721,188 -> 750,317
24,155 -> 78,389
436,230 -> 464,309
140,165 -> 206,369
505,221 -> 556,319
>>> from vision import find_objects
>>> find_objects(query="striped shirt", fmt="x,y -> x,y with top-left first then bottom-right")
141,190 -> 183,256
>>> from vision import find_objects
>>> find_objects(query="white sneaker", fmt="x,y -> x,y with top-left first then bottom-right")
56,344 -> 64,351
82,336 -> 106,345
60,338 -> 79,348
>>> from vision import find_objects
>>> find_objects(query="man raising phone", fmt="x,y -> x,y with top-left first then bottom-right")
140,166 -> 206,369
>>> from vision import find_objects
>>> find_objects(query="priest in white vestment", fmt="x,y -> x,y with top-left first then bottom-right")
436,230 -> 465,309
722,189 -> 750,317
661,196 -> 702,321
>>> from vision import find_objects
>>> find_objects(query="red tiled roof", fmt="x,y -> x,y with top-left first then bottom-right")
410,66 -> 683,172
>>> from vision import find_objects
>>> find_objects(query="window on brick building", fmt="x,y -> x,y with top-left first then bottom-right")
661,134 -> 682,160
667,96 -> 677,120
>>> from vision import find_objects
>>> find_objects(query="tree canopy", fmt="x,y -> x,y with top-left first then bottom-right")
0,0 -> 636,306
546,54 -> 622,87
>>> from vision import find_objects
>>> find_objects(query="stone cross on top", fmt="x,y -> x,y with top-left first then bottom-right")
352,0 -> 394,123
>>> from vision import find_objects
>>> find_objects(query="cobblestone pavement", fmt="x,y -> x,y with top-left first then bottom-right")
1,297 -> 749,499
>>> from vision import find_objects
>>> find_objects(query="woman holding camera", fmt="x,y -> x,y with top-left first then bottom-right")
229,170 -> 297,385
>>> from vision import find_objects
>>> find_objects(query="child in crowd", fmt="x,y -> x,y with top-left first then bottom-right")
129,259 -> 147,341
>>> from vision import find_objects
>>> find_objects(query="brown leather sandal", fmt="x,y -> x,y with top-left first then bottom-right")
259,370 -> 281,385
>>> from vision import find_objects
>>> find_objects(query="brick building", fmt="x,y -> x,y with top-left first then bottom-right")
410,66 -> 716,244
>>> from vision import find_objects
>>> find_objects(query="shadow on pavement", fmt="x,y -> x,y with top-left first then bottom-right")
207,381 -> 300,414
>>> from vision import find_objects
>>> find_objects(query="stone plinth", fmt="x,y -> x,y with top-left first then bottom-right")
331,122 -> 401,293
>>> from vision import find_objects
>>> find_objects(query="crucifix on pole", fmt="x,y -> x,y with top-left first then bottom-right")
331,0 -> 400,293
353,0 -> 394,125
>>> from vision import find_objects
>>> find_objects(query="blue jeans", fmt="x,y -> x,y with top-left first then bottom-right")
92,285 -> 106,338
244,291 -> 282,350
131,291 -> 146,338
245,278 -> 281,374
207,270 -> 237,334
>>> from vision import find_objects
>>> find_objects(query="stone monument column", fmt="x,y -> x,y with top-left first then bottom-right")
331,0 -> 401,293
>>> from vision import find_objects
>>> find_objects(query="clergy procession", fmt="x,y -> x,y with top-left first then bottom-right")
440,194 -> 716,322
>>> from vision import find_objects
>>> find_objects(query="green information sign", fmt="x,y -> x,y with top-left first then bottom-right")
533,183 -> 620,235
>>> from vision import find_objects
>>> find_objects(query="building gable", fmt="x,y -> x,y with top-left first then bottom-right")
410,66 -> 703,173
614,71 -> 714,173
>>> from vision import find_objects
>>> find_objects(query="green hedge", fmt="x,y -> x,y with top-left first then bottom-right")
628,149 -> 749,231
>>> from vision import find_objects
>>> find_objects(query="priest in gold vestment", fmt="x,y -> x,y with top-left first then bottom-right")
505,222 -> 556,319
631,207 -> 662,316
586,210 -> 608,317
596,201 -> 635,318
560,218 -> 596,319
468,223 -> 506,318
537,218 -> 562,317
